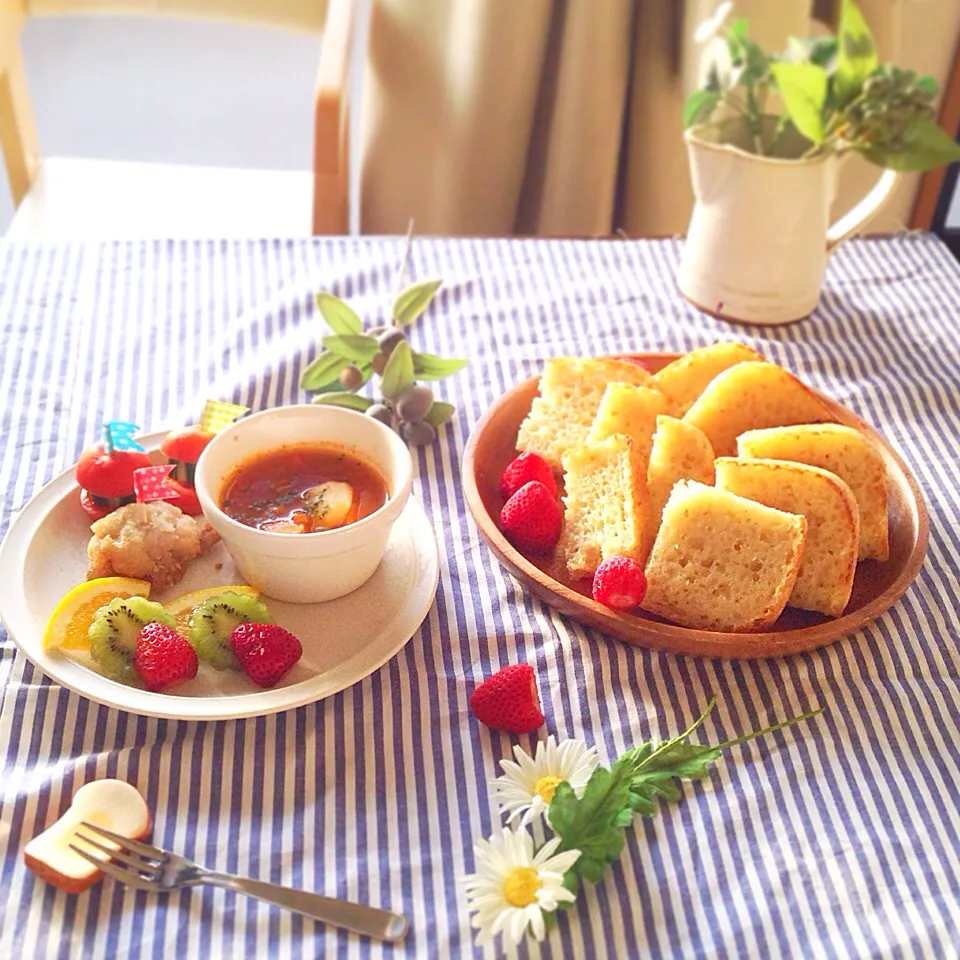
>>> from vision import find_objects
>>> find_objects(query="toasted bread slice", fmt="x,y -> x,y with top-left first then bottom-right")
683,362 -> 834,457
715,458 -> 859,617
642,480 -> 807,632
653,342 -> 766,415
559,434 -> 648,577
587,383 -> 668,468
516,357 -> 653,470
647,416 -> 716,531
737,423 -> 888,561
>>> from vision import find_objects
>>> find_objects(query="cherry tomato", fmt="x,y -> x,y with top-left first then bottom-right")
76,445 -> 152,499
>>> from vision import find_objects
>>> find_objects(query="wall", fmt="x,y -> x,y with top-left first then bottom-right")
622,0 -> 960,237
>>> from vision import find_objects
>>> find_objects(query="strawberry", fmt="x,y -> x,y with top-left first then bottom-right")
469,663 -> 545,734
592,556 -> 647,610
134,623 -> 198,692
230,623 -> 303,688
500,452 -> 557,499
500,481 -> 562,554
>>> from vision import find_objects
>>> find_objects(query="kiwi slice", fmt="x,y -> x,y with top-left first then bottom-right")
88,597 -> 175,686
187,591 -> 272,670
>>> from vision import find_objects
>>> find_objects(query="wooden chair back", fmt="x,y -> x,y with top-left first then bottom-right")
0,0 -> 353,233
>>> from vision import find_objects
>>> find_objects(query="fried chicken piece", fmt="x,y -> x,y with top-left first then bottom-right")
86,501 -> 220,592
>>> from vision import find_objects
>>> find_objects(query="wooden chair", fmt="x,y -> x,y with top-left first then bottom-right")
0,0 -> 354,237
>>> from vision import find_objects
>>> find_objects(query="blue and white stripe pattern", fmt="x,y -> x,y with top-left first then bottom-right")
1,236 -> 959,959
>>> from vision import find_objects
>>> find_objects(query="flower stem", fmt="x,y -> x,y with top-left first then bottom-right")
718,706 -> 825,751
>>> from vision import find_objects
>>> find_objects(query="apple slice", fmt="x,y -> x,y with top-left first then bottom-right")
24,779 -> 151,893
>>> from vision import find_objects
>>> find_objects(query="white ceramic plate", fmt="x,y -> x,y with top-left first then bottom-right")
0,432 -> 439,720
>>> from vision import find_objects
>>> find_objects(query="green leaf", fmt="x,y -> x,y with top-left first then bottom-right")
322,334 -> 379,363
314,292 -> 363,336
785,35 -> 838,70
728,17 -> 747,42
835,0 -> 878,104
411,352 -> 469,380
311,392 -> 374,411
860,116 -> 960,171
380,341 -> 415,400
684,90 -> 720,128
300,351 -> 348,392
423,401 -> 456,428
916,75 -> 939,98
393,279 -> 442,327
770,62 -> 828,144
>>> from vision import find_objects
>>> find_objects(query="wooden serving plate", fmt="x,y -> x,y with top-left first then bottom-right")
463,354 -> 930,659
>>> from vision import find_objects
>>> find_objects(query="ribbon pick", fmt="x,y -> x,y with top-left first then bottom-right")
199,400 -> 249,435
102,421 -> 146,454
133,465 -> 178,504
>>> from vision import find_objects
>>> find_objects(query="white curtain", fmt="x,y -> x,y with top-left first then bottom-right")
357,0 -> 814,236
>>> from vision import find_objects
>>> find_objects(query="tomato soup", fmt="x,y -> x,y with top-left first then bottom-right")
220,444 -> 388,534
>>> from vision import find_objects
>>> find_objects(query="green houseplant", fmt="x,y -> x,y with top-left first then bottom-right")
676,0 -> 960,326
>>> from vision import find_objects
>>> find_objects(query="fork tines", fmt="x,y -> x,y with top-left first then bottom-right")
69,822 -> 166,891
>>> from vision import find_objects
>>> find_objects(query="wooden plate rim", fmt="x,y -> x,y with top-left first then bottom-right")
462,354 -> 930,660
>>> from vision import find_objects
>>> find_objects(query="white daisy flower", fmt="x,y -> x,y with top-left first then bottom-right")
489,736 -> 600,827
461,828 -> 581,946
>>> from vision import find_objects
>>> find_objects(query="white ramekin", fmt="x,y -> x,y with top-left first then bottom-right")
195,405 -> 413,603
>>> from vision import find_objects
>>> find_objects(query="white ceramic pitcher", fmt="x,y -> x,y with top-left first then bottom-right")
677,121 -> 899,325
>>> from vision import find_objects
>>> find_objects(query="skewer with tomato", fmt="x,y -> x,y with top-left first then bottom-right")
158,426 -> 214,516
76,446 -> 153,521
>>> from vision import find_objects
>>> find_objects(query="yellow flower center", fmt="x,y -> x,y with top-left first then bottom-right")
534,774 -> 563,803
503,866 -> 542,907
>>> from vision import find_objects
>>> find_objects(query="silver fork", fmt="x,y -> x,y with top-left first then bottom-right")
70,822 -> 407,942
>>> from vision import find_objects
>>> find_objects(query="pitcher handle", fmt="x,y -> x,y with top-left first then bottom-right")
826,169 -> 900,252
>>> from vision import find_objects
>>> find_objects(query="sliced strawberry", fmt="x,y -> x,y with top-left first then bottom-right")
469,663 -> 544,734
230,623 -> 302,688
134,623 -> 198,692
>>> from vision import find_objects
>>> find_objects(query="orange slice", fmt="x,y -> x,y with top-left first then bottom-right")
164,585 -> 258,634
43,578 -> 152,651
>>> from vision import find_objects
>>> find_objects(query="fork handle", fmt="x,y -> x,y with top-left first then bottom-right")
202,873 -> 407,942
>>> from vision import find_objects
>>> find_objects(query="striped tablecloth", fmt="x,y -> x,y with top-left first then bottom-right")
1,236 -> 959,960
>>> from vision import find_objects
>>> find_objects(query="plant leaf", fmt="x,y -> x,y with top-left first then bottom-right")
423,401 -> 456,428
393,279 -> 442,327
770,62 -> 827,145
412,352 -> 469,380
380,341 -> 415,400
322,334 -> 379,363
311,392 -> 374,411
300,351 -> 349,392
684,90 -> 721,128
314,292 -> 363,336
861,116 -> 960,171
835,0 -> 879,104
916,75 -> 939,98
785,35 -> 838,71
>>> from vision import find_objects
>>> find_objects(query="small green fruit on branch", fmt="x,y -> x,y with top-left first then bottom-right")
300,273 -> 467,445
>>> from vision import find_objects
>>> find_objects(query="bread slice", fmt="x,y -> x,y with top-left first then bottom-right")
647,415 -> 716,530
653,342 -> 766,415
683,362 -> 834,457
642,480 -> 807,632
516,357 -> 653,470
715,458 -> 859,617
587,383 -> 668,468
737,423 -> 888,561
559,434 -> 648,577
